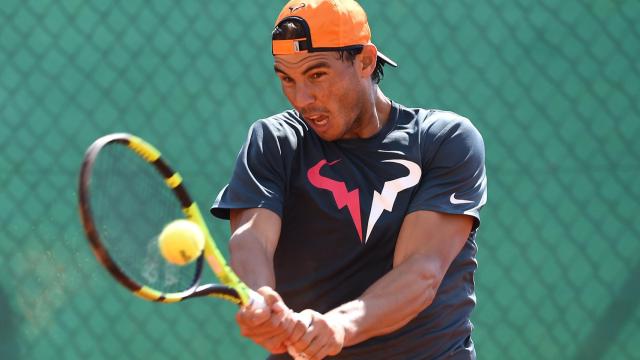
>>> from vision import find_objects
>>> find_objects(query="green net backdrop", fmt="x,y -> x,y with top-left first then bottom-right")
1,0 -> 638,359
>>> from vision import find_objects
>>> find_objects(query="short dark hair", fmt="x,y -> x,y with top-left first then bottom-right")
272,19 -> 385,84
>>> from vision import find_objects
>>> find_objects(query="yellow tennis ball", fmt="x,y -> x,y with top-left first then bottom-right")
158,219 -> 205,265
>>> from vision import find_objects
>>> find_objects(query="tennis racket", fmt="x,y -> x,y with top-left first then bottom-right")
78,132 -> 262,306
78,133 -> 305,359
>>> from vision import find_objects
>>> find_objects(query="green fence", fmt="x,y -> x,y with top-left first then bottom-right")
1,0 -> 639,359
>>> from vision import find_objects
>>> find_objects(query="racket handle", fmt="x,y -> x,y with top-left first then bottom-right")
245,289 -> 308,360
246,288 -> 267,309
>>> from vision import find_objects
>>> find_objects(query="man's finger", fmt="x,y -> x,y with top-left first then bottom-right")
291,320 -> 317,354
240,311 -> 286,338
257,286 -> 283,305
300,336 -> 323,360
237,304 -> 271,327
286,316 -> 308,344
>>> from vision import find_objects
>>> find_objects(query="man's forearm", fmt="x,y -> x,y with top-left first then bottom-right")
324,254 -> 442,347
229,229 -> 276,289
228,208 -> 282,290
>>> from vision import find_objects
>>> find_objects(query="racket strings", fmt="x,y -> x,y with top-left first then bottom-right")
89,145 -> 199,294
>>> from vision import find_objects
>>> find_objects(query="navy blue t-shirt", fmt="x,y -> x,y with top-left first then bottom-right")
211,102 -> 487,359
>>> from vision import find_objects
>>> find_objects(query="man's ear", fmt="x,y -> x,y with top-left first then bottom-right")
358,44 -> 378,78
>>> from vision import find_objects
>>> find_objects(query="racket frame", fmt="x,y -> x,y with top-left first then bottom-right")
78,133 -> 254,305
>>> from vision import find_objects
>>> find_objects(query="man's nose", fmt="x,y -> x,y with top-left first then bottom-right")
293,84 -> 315,109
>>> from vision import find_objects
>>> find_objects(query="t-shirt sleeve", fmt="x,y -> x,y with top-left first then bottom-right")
210,119 -> 288,220
408,112 -> 487,229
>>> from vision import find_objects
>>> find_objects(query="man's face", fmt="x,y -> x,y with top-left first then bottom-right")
274,51 -> 369,141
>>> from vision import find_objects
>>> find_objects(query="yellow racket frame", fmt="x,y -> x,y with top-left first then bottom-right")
79,133 -> 253,306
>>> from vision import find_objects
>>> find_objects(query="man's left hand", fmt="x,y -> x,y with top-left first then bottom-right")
287,310 -> 345,360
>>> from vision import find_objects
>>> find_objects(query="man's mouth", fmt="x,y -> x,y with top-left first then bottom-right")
305,114 -> 328,127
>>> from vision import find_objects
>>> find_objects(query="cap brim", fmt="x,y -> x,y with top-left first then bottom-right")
377,51 -> 397,67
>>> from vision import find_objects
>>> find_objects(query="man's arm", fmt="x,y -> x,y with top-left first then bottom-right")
229,208 -> 281,289
229,208 -> 307,354
290,210 -> 473,359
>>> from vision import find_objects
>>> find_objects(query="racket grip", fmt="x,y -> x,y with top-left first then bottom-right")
244,289 -> 308,360
245,288 -> 268,310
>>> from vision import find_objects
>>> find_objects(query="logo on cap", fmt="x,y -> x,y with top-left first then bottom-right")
289,3 -> 306,13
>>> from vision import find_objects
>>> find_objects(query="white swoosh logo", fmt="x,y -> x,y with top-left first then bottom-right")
377,150 -> 406,156
450,193 -> 473,205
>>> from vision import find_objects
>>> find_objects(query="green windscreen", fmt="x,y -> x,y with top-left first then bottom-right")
1,1 -> 638,359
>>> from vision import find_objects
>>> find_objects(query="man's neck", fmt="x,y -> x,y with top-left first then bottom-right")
373,87 -> 392,131
347,86 -> 392,140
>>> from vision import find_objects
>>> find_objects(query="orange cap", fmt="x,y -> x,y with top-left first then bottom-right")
272,0 -> 397,67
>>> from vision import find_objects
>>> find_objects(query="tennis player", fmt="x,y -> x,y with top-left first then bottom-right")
211,0 -> 487,359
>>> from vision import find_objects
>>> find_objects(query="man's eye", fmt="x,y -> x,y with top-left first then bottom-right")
310,72 -> 326,80
281,76 -> 294,84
